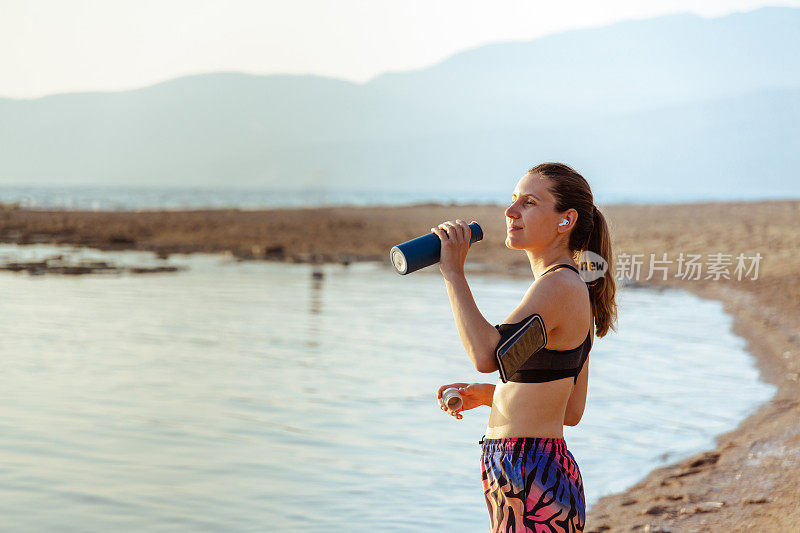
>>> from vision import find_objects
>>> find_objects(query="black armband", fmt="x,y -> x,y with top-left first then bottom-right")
494,314 -> 547,382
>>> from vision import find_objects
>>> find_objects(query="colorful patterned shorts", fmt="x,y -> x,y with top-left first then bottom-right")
480,436 -> 585,532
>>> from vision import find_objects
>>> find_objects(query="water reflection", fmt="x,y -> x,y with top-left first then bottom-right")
306,266 -> 325,348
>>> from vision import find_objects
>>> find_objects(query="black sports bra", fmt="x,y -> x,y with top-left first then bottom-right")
493,264 -> 592,384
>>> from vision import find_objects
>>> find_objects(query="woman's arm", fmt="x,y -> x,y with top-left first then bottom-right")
444,274 -> 501,373
431,220 -> 501,373
481,383 -> 496,406
564,357 -> 589,426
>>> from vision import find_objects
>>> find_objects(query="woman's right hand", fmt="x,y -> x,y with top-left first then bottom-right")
430,219 -> 471,281
436,382 -> 489,420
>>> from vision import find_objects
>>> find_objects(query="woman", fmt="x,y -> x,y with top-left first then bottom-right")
432,163 -> 617,532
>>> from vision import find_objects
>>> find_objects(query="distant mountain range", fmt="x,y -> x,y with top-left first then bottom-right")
1,6 -> 798,202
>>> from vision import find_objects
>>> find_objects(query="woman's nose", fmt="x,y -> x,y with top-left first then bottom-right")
505,203 -> 518,219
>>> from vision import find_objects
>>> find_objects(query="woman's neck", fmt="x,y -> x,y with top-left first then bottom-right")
525,249 -> 576,279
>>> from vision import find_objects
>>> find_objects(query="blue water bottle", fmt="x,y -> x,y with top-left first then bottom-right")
390,221 -> 484,275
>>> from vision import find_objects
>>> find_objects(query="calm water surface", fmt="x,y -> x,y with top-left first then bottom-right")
0,245 -> 775,532
0,185 -> 784,211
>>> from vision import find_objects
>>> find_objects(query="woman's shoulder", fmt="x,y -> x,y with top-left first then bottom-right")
543,267 -> 590,298
503,269 -> 588,326
533,267 -> 588,302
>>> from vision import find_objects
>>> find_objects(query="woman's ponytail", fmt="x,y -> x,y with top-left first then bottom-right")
585,206 -> 617,337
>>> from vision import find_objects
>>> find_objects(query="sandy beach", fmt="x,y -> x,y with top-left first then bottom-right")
1,200 -> 799,531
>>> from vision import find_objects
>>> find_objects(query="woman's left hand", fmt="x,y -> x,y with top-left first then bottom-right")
437,382 -> 490,420
430,219 -> 471,280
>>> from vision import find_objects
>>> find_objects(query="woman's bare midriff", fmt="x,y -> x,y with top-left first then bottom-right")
484,378 -> 574,439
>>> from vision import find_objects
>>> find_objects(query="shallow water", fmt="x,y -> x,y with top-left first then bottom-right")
0,245 -> 775,531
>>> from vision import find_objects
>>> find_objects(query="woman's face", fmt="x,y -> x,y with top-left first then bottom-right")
504,173 -> 564,251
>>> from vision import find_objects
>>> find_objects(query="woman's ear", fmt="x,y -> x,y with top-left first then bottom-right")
558,209 -> 578,232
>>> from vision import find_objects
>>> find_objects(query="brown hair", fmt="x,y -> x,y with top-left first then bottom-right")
528,162 -> 617,337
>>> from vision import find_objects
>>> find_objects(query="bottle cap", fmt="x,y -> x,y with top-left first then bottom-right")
442,387 -> 463,411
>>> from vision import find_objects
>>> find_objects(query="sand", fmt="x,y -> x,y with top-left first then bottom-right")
2,199 -> 799,531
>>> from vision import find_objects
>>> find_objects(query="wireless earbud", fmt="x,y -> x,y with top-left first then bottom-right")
558,219 -> 569,227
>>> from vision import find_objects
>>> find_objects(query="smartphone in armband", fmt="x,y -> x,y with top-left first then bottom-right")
495,314 -> 547,382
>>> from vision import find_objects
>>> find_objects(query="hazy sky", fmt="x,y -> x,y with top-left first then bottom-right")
2,0 -> 798,99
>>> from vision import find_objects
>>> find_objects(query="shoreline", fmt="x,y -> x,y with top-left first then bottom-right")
584,279 -> 799,531
2,200 -> 799,530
